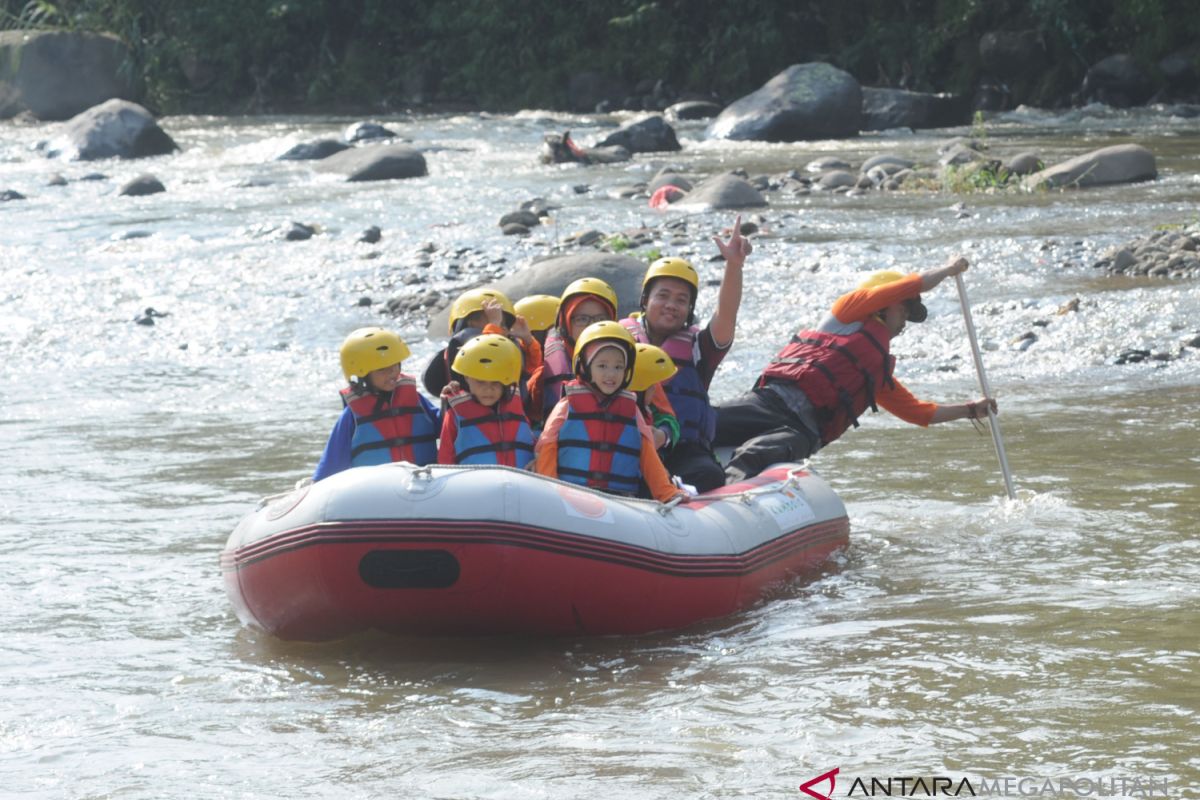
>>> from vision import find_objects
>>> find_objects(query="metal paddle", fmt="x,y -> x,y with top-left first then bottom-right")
954,273 -> 1016,499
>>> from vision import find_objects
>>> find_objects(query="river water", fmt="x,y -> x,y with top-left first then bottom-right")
1,106 -> 1197,798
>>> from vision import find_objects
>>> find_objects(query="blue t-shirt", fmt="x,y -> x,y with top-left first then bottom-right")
312,394 -> 441,482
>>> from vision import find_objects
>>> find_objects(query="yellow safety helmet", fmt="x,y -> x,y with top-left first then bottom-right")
451,333 -> 523,386
642,257 -> 699,293
641,256 -> 699,324
857,269 -> 906,290
572,321 -> 636,389
513,294 -> 560,332
857,269 -> 927,322
340,327 -> 411,383
629,343 -> 678,392
556,277 -> 618,332
447,287 -> 517,334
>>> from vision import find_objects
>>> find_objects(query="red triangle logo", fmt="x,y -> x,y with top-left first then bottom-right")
800,767 -> 840,800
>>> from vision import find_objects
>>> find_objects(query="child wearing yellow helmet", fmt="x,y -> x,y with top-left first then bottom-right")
313,327 -> 440,482
629,342 -> 680,453
714,255 -> 998,484
534,322 -> 683,503
422,287 -> 544,407
527,276 -> 619,425
437,334 -> 535,468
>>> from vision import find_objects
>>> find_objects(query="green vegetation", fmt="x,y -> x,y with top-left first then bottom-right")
2,0 -> 1197,114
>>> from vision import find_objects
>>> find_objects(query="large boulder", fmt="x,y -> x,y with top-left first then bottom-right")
594,115 -> 680,153
1079,54 -> 1155,108
672,173 -> 767,210
861,88 -> 970,131
314,143 -> 427,181
426,253 -> 647,337
705,63 -> 862,142
1023,144 -> 1156,190
0,30 -> 134,120
44,99 -> 178,161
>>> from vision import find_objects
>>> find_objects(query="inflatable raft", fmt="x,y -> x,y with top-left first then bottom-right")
220,462 -> 849,640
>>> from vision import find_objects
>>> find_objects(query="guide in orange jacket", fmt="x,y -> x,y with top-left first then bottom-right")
714,255 -> 998,483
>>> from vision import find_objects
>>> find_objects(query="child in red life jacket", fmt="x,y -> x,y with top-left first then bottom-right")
313,327 -> 439,482
534,322 -> 684,503
525,277 -> 619,425
422,287 -> 542,400
437,334 -> 535,468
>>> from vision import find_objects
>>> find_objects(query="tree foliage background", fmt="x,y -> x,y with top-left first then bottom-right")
2,0 -> 1197,112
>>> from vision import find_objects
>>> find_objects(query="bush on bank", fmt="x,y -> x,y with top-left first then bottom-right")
1,0 -> 1197,114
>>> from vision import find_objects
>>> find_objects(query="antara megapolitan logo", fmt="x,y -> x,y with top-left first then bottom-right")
799,768 -> 1173,798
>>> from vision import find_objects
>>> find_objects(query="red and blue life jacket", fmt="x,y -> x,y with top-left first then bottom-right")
446,390 -> 534,468
341,377 -> 437,467
759,317 -> 896,445
556,382 -> 642,496
621,316 -> 716,445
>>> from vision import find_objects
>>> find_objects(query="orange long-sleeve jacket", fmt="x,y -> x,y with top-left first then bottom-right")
828,273 -> 937,426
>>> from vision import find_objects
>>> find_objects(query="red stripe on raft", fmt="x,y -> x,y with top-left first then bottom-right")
220,517 -> 849,578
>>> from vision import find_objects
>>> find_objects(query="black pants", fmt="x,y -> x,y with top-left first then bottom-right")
714,389 -> 820,483
665,439 -> 726,494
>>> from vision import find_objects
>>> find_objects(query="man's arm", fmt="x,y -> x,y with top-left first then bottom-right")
708,215 -> 752,348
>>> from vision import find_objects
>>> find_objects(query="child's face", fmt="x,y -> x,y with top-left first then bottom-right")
465,375 -> 506,407
588,348 -> 627,395
367,362 -> 404,392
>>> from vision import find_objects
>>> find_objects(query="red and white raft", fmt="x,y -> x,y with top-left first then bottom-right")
220,462 -> 849,640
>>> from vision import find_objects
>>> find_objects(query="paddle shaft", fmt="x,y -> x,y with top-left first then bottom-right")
954,274 -> 1016,499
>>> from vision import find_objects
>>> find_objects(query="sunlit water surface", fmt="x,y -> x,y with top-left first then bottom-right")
1,106 -> 1197,798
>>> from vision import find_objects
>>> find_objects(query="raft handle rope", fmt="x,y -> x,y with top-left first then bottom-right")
257,461 -> 823,515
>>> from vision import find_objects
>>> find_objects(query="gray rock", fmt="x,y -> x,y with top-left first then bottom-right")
44,99 -> 178,161
1,189 -> 26,201
673,173 -> 767,210
276,139 -> 350,161
1080,54 -> 1155,108
805,157 -> 852,172
594,115 -> 681,153
861,87 -> 969,131
314,143 -> 427,181
816,170 -> 858,190
939,144 -> 985,167
499,210 -> 540,228
1024,144 -> 1157,190
706,63 -> 862,142
664,100 -> 721,121
540,130 -> 631,165
1004,152 -> 1043,175
0,31 -> 134,121
425,252 -> 648,336
358,226 -> 382,244
118,174 -> 165,196
648,170 -> 693,193
861,154 -> 915,173
344,121 -> 398,142
283,222 -> 315,241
